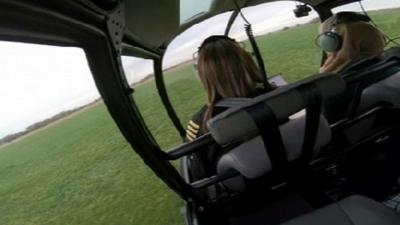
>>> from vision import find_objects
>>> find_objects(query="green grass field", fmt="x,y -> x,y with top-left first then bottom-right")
0,8 -> 399,225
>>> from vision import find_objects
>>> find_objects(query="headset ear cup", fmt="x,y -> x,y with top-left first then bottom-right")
317,32 -> 342,52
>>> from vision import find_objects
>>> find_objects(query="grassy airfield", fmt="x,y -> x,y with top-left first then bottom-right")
0,8 -> 399,225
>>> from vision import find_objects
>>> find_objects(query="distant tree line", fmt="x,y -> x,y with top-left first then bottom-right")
0,99 -> 101,147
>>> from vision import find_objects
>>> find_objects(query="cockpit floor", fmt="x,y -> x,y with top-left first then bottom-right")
228,193 -> 312,225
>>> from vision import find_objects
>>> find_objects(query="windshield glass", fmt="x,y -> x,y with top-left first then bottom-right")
180,0 -> 214,23
0,41 -> 183,225
161,1 -> 321,143
159,0 -> 400,143
0,42 -> 99,138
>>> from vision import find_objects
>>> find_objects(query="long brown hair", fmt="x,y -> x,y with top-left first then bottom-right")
196,35 -> 265,130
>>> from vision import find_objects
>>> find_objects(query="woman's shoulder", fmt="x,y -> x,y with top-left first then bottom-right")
192,105 -> 208,123
185,105 -> 207,142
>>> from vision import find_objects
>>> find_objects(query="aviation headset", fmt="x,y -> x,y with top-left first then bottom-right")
316,12 -> 371,53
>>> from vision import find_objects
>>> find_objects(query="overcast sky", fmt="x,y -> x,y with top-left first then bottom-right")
1,0 -> 400,139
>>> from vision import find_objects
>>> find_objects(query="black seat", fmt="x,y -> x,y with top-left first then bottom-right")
333,47 -> 400,144
280,195 -> 400,225
341,47 -> 400,116
207,73 -> 345,191
357,70 -> 400,113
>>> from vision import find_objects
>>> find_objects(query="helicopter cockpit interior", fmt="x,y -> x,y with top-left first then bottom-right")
1,0 -> 400,225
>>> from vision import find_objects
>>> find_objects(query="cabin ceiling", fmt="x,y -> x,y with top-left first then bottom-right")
87,0 -> 358,53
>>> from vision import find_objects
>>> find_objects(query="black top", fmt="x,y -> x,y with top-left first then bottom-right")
185,105 -> 206,142
185,105 -> 227,141
185,105 -> 229,179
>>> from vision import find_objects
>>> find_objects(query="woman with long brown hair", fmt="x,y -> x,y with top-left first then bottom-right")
186,35 -> 271,140
185,35 -> 273,178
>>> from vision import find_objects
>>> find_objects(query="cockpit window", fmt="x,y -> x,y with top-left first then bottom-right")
0,41 -> 99,140
121,57 -> 154,85
333,0 -> 400,13
229,1 -> 320,83
0,42 -> 183,224
180,0 -> 214,24
121,56 -> 183,150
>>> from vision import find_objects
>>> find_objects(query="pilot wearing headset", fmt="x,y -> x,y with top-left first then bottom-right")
317,12 -> 400,117
316,11 -> 386,73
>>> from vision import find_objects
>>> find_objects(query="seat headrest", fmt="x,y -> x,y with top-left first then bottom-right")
208,73 -> 345,145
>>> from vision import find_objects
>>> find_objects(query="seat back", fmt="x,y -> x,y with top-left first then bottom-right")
342,47 -> 400,116
335,47 -> 400,144
358,70 -> 400,113
208,73 -> 345,191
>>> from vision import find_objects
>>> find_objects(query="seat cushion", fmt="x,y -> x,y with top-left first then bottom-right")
358,71 -> 400,113
280,195 -> 400,225
217,114 -> 331,179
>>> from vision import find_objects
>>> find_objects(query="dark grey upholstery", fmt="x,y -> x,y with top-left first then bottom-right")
209,74 -> 345,191
208,73 -> 345,145
280,195 -> 400,225
358,71 -> 400,113
216,113 -> 331,192
343,71 -> 400,144
217,114 -> 331,178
